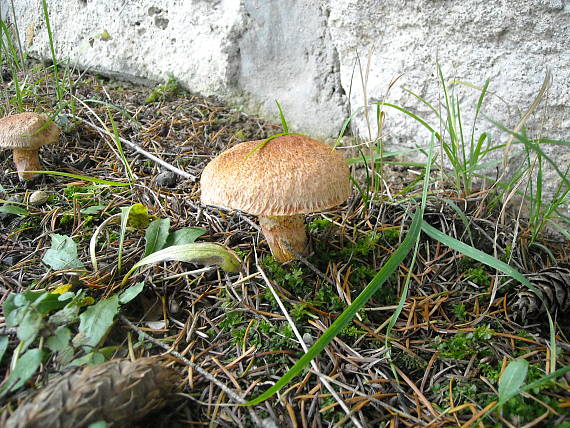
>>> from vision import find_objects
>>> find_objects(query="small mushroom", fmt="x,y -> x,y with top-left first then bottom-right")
200,134 -> 350,263
0,112 -> 60,180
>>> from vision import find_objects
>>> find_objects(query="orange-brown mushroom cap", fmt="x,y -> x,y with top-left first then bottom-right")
0,112 -> 60,150
200,134 -> 351,216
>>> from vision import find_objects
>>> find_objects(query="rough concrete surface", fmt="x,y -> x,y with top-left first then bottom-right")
3,0 -> 570,194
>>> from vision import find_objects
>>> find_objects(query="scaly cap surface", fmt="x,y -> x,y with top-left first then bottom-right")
0,112 -> 60,150
200,134 -> 350,216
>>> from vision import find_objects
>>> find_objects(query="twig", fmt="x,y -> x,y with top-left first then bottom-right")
119,314 -> 264,427
66,114 -> 196,181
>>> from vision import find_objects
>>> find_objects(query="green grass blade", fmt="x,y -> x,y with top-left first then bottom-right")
275,100 -> 288,133
243,206 -> 424,406
16,171 -> 131,186
334,106 -> 364,148
488,118 -> 570,189
420,221 -> 542,297
107,109 -> 135,182
384,137 -> 433,353
41,0 -> 62,101
244,132 -> 306,160
401,87 -> 440,118
374,102 -> 442,142
243,138 -> 434,407
421,221 -> 558,371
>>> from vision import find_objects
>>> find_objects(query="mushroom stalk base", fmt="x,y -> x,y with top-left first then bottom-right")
258,215 -> 308,263
13,148 -> 41,181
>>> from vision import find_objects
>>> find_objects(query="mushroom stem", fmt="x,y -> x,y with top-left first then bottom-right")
258,215 -> 308,263
12,148 -> 42,181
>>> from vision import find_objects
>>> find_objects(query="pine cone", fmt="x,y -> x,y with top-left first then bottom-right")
511,267 -> 570,320
6,358 -> 180,428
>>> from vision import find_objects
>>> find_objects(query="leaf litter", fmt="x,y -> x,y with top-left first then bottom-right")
0,64 -> 568,427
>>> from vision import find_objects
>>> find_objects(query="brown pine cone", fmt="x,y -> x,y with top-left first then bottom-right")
6,358 -> 180,428
511,267 -> 570,320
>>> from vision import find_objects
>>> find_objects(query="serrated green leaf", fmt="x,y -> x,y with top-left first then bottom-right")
498,359 -> 529,406
0,205 -> 29,215
0,348 -> 44,397
76,295 -> 119,349
119,282 -> 144,304
0,336 -> 9,365
46,326 -> 72,352
122,243 -> 242,285
42,234 -> 86,271
144,218 -> 170,256
165,227 -> 206,247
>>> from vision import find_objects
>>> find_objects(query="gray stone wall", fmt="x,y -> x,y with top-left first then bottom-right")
3,0 -> 569,152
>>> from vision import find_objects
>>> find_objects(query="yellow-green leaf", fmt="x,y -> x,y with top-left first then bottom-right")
122,243 -> 241,285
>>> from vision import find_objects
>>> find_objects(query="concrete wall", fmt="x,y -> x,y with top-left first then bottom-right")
3,1 -> 569,156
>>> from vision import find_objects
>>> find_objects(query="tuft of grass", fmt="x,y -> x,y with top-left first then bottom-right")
145,74 -> 180,104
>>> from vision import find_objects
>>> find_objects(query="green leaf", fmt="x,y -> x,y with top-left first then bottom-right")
80,205 -> 106,215
46,326 -> 72,352
76,295 -> 120,349
165,227 -> 206,247
89,422 -> 109,428
126,203 -> 152,229
3,294 -> 24,327
49,304 -> 80,325
0,348 -> 44,397
0,336 -> 9,364
119,282 -> 144,304
498,359 -> 529,406
68,351 -> 106,367
0,205 -> 28,216
122,243 -> 242,285
42,234 -> 86,271
17,311 -> 42,350
118,204 -> 153,272
144,218 -> 170,256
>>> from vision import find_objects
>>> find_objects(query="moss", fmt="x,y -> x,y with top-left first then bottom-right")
435,324 -> 494,359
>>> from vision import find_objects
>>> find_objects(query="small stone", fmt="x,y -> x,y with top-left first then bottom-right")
302,332 -> 314,346
155,170 -> 177,187
29,190 -> 49,206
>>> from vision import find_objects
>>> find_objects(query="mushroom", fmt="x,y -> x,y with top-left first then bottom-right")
200,134 -> 350,262
0,112 -> 60,181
